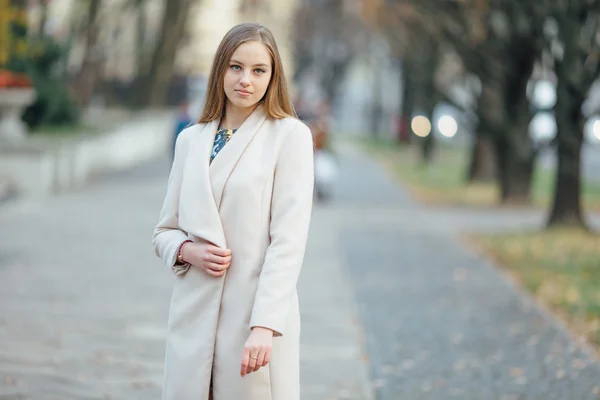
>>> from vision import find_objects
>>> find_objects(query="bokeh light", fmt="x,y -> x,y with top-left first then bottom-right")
411,115 -> 431,137
438,115 -> 458,137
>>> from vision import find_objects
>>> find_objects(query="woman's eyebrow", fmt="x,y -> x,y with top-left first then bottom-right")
230,59 -> 269,68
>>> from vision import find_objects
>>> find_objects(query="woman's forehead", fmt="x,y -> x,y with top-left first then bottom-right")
230,41 -> 271,65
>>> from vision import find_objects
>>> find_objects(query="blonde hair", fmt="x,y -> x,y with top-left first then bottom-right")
198,23 -> 295,123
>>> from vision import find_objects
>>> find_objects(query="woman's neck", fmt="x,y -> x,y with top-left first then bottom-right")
221,102 -> 258,130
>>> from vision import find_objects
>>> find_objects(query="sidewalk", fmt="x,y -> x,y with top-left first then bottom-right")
332,141 -> 600,399
0,155 -> 372,399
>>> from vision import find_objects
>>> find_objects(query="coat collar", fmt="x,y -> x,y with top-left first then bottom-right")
177,105 -> 267,248
209,104 -> 267,209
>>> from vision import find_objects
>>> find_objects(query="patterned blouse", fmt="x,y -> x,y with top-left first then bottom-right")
210,126 -> 238,163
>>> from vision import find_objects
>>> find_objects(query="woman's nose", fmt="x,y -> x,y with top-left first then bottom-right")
240,71 -> 251,86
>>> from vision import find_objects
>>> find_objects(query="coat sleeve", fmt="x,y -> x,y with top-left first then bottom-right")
152,129 -> 191,275
250,121 -> 315,336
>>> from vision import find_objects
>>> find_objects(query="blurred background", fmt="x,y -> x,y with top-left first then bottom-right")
1,0 -> 600,398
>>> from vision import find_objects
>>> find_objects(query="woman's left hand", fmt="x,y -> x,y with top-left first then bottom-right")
240,327 -> 273,377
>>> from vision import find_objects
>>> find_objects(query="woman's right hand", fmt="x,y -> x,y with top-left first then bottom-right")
181,241 -> 232,277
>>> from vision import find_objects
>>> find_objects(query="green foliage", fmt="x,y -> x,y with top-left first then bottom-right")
21,36 -> 79,129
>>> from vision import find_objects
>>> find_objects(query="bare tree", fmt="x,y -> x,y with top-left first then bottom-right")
410,0 -> 545,203
292,0 -> 366,106
547,0 -> 600,228
122,0 -> 151,80
73,0 -> 103,107
142,0 -> 194,106
370,3 -> 446,157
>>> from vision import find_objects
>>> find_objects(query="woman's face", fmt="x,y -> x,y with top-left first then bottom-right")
223,41 -> 273,110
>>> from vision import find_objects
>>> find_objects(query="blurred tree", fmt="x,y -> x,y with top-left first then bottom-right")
366,2 -> 444,159
413,0 -> 545,203
131,0 -> 150,79
72,0 -> 103,107
292,0 -> 365,107
141,0 -> 194,106
546,1 -> 600,229
119,0 -> 153,106
395,4 -> 442,162
366,0 -> 600,227
21,36 -> 80,127
291,3 -> 315,84
118,0 -> 147,76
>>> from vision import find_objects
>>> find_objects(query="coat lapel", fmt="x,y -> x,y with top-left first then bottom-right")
178,120 -> 228,248
209,105 -> 267,209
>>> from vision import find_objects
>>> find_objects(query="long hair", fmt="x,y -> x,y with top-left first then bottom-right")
198,23 -> 296,123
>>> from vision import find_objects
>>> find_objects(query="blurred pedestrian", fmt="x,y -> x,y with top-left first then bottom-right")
309,101 -> 338,201
152,23 -> 314,400
172,101 -> 193,159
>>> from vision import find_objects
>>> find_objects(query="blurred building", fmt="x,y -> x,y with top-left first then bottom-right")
30,0 -> 298,83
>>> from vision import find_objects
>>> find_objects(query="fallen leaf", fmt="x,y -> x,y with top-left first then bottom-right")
510,368 -> 522,377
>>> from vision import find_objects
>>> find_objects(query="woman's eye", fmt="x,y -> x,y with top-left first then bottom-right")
231,65 -> 241,71
254,69 -> 266,74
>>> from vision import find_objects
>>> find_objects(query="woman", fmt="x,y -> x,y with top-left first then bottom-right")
152,23 -> 314,400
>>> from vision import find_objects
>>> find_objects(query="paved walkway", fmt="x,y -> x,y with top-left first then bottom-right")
332,142 -> 600,399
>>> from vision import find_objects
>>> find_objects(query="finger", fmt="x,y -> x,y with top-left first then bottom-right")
263,348 -> 271,367
214,255 -> 232,265
210,246 -> 232,257
204,267 -> 225,277
246,348 -> 258,375
205,254 -> 231,266
241,347 -> 250,377
254,349 -> 266,372
205,261 -> 231,272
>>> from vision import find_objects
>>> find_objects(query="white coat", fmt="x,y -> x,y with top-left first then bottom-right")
153,105 -> 314,400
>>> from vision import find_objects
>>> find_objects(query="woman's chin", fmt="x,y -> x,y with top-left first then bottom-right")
227,96 -> 258,110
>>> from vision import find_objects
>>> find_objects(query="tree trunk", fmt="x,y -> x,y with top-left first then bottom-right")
421,127 -> 435,165
483,39 -> 536,204
370,57 -> 383,137
397,62 -> 413,144
419,104 -> 436,165
492,92 -> 535,204
135,1 -> 147,78
143,0 -> 193,107
466,135 -> 496,182
130,0 -> 149,108
322,58 -> 351,107
547,67 -> 586,228
73,0 -> 102,107
547,138 -> 584,227
495,137 -> 535,204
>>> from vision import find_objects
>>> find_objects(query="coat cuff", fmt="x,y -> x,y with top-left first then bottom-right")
172,262 -> 191,276
171,240 -> 192,276
249,317 -> 284,337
